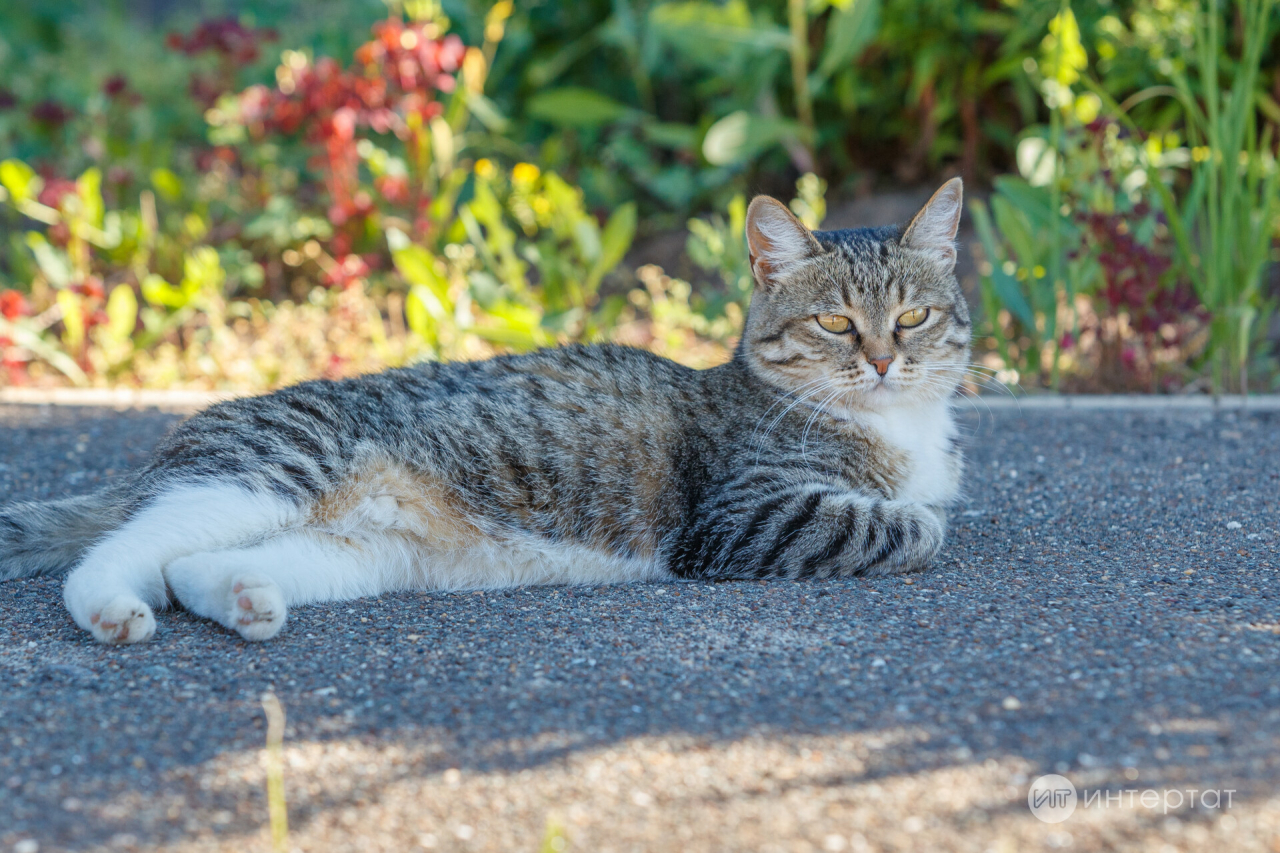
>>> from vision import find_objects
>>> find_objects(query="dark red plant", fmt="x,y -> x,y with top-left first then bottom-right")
1082,208 -> 1201,340
167,18 -> 278,108
102,75 -> 129,98
30,101 -> 74,127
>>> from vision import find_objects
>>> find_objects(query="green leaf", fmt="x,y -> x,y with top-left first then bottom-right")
151,168 -> 184,202
57,289 -> 85,351
702,111 -> 805,166
105,284 -> 138,343
0,159 -> 41,205
526,88 -> 632,127
466,94 -> 510,133
141,273 -> 200,309
585,202 -> 637,293
476,301 -> 550,349
24,233 -> 71,288
0,315 -> 88,386
642,121 -> 700,151
650,0 -> 789,67
812,0 -> 879,89
989,196 -> 1037,270
76,168 -> 105,229
405,284 -> 445,343
992,175 -> 1055,229
183,247 -> 226,294
597,202 -> 637,275
391,243 -> 452,309
969,199 -> 1036,329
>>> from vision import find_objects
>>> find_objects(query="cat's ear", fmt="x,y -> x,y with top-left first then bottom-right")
746,196 -> 822,287
901,178 -> 963,267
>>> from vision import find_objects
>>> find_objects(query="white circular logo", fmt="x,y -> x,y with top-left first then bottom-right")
1028,774 -> 1077,823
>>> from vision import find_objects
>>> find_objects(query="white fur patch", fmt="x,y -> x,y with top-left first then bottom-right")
857,399 -> 960,505
66,477 -> 667,644
63,484 -> 301,636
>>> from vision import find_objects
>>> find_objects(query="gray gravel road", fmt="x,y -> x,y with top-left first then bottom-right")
1,401 -> 1278,853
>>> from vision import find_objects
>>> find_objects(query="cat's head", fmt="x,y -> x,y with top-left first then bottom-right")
739,178 -> 971,410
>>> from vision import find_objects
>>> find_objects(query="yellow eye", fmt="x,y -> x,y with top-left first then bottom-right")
815,314 -> 852,334
897,307 -> 929,328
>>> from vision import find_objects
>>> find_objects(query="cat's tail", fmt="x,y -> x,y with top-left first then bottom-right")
0,488 -> 128,580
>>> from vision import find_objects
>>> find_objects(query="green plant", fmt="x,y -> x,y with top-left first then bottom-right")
1089,0 -> 1279,394
686,171 -> 826,312
391,159 -> 638,352
970,4 -> 1209,391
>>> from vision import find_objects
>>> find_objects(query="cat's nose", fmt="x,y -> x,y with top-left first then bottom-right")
868,355 -> 894,376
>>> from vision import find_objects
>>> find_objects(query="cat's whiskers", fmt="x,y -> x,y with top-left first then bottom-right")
750,375 -> 837,438
800,384 -> 853,465
750,377 -> 842,464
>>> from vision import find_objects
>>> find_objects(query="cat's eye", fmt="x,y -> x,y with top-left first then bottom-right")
815,314 -> 853,334
897,307 -> 929,328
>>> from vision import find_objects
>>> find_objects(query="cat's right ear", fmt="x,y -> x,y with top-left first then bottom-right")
746,196 -> 821,288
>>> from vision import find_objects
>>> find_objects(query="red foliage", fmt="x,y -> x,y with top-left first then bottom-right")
167,19 -> 276,63
232,19 -> 466,253
168,19 -> 279,108
1081,208 -> 1202,341
30,100 -> 74,127
37,177 -> 78,210
76,277 -> 106,301
324,254 -> 373,290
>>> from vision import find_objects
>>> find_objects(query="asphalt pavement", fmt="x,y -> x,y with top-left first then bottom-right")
0,400 -> 1277,853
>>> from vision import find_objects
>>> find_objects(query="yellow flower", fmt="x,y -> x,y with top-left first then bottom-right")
512,162 -> 541,185
1073,93 -> 1101,125
1032,265 -> 1047,279
474,158 -> 496,179
1191,146 -> 1210,163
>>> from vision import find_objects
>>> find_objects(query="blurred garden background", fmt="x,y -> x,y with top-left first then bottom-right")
1,0 -> 1278,395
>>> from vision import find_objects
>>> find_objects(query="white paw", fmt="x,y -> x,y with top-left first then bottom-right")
228,574 -> 286,641
89,596 -> 156,645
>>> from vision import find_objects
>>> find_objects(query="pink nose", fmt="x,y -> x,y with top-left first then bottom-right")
868,356 -> 893,376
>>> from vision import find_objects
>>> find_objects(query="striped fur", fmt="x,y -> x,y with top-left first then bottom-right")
0,180 -> 971,643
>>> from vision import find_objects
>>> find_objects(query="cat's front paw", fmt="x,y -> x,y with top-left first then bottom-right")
89,596 -> 156,645
228,574 -> 286,641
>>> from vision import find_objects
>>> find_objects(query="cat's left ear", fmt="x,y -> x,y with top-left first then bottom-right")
746,196 -> 822,288
901,178 -> 963,268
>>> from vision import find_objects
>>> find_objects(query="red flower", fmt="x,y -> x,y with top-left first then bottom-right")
0,290 -> 30,320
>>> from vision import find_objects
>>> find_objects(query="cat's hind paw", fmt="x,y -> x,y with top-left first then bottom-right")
89,596 -> 156,645
228,574 -> 286,641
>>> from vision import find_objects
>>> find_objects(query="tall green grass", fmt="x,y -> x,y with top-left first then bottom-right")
1090,0 -> 1279,395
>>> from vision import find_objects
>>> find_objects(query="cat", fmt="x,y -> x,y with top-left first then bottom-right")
0,179 -> 971,645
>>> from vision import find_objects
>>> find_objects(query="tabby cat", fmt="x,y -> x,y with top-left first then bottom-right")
0,179 -> 970,645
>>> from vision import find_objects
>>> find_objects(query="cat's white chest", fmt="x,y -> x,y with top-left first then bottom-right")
860,401 -> 960,505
